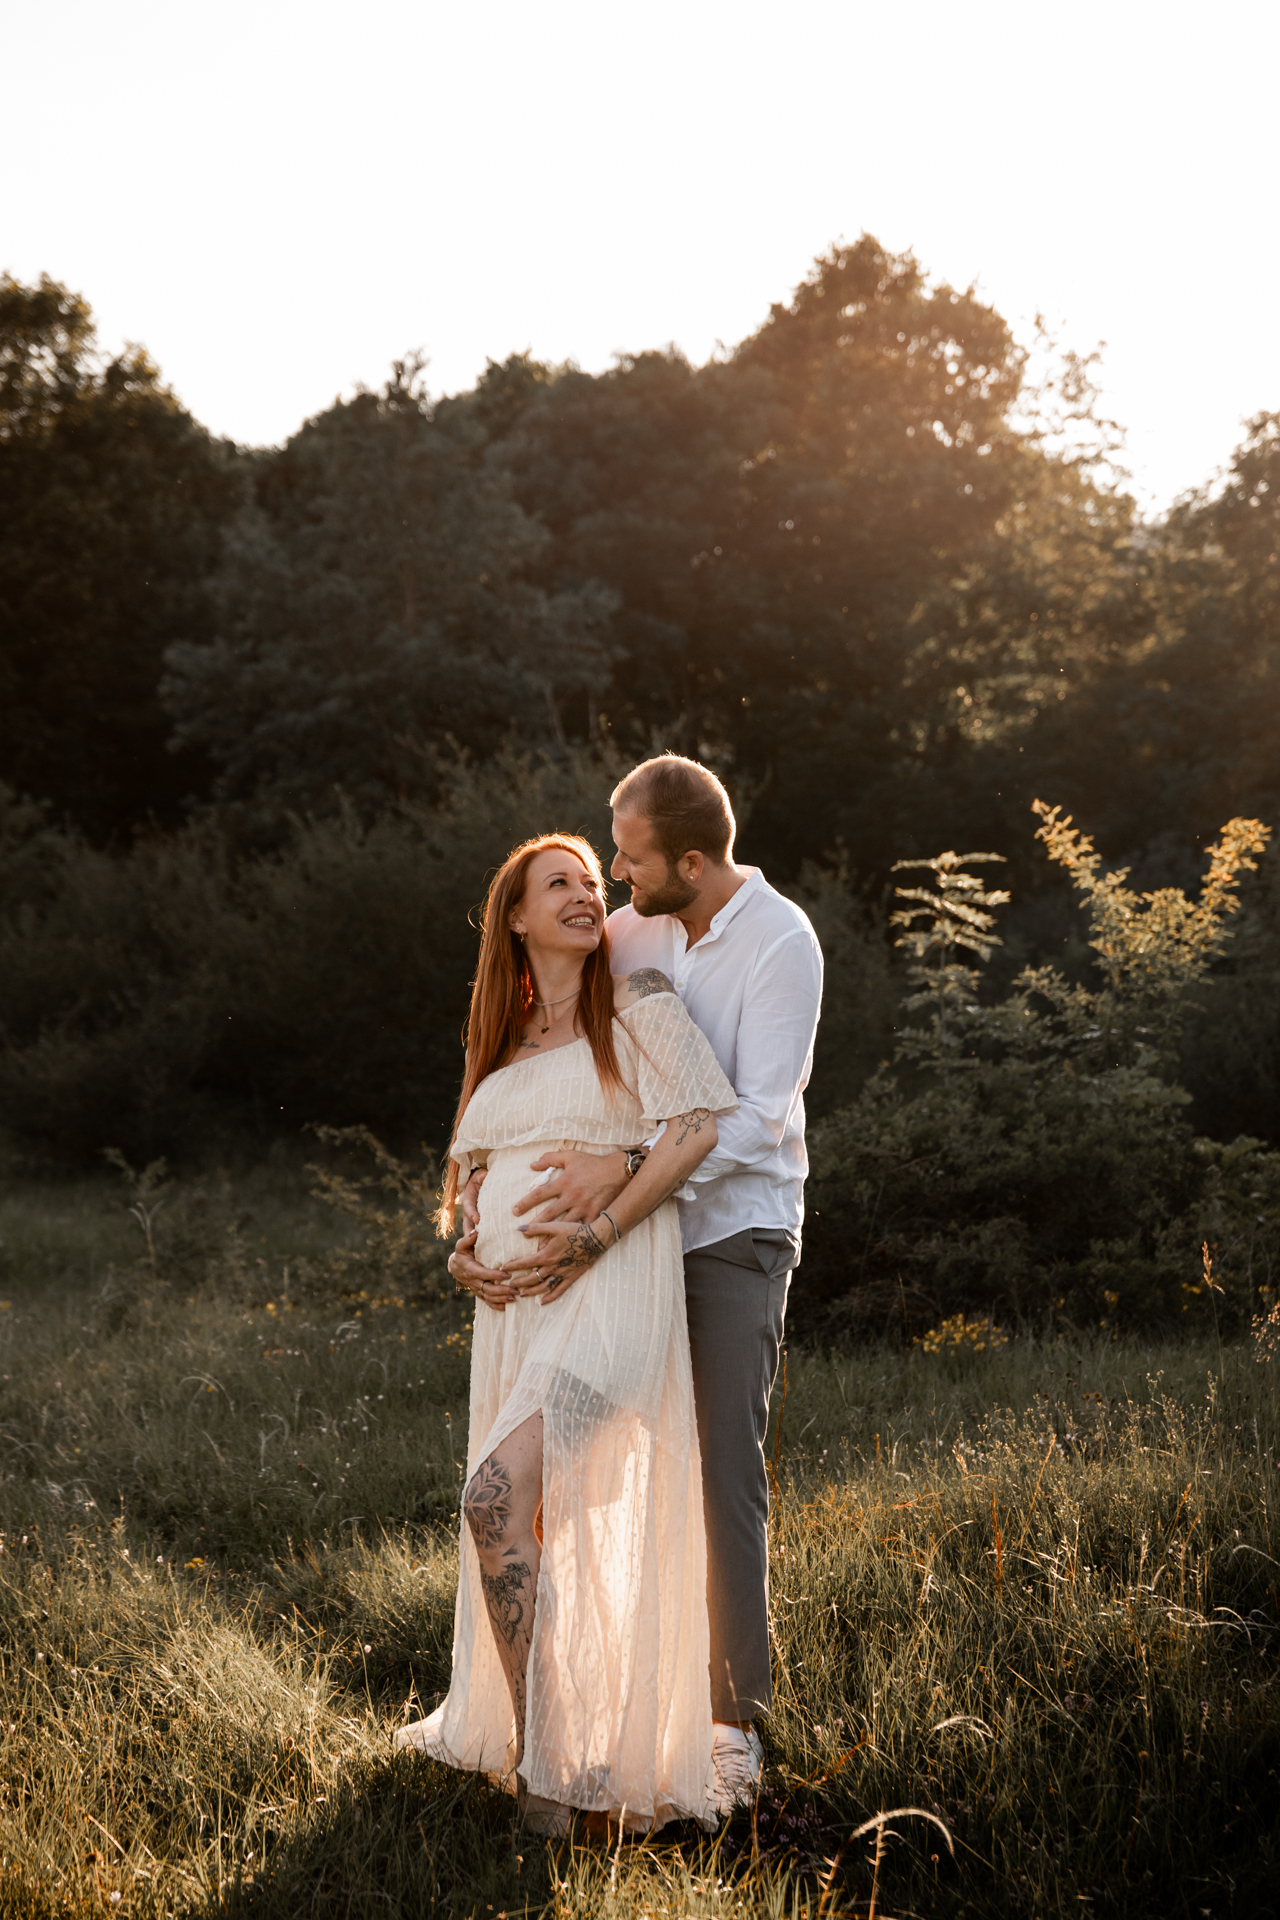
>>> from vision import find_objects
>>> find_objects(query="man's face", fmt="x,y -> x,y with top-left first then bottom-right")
610,810 -> 699,917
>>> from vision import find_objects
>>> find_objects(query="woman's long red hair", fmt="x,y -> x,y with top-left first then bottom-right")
436,834 -> 624,1234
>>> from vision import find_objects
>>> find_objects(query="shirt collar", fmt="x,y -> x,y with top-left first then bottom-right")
687,866 -> 763,949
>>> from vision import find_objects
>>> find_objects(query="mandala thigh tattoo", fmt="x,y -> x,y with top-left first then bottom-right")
463,1453 -> 513,1551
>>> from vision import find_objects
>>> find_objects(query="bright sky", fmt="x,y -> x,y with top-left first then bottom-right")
5,0 -> 1276,513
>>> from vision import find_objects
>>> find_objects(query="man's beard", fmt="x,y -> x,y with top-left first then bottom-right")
633,864 -> 699,917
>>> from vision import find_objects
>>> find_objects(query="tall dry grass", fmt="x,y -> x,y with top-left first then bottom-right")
0,1175 -> 1277,1917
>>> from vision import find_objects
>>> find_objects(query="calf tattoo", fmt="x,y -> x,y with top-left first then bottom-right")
463,1453 -> 513,1551
478,1553 -> 537,1752
480,1559 -> 534,1649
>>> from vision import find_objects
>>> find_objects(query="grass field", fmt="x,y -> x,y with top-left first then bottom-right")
1,1166 -> 1278,1918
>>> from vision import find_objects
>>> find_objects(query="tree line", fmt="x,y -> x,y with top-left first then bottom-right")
2,243 -> 1278,1328
7,244 -> 1277,873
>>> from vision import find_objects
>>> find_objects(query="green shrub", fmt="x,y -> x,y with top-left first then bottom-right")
1179,837 -> 1280,1142
0,793 -> 237,1160
800,805 -> 1280,1333
0,749 -> 620,1166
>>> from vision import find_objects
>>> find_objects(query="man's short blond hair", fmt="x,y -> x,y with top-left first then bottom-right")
610,754 -> 735,866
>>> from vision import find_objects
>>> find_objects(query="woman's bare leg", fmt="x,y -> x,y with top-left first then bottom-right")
462,1412 -> 544,1769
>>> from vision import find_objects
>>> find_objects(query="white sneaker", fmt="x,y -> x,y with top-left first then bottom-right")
710,1723 -> 763,1816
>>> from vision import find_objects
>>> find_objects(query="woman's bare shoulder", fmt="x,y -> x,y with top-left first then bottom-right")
612,968 -> 676,1011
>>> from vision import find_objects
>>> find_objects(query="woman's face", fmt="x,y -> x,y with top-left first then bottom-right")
510,848 -> 605,961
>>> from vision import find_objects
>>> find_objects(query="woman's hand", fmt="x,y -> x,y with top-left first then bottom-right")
460,1167 -> 487,1232
503,1217 -> 614,1306
448,1228 -> 517,1313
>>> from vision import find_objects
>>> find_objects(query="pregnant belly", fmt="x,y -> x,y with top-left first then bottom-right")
474,1141 -> 615,1271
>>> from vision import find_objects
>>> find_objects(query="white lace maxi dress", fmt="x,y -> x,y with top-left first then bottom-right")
417,990 -> 738,1830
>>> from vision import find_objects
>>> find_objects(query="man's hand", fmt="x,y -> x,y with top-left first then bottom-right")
447,1228 -> 516,1313
460,1167 -> 487,1232
512,1149 -> 629,1235
505,1218 -> 613,1307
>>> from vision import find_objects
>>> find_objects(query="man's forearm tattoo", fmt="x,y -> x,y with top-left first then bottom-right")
462,1453 -> 513,1551
674,1107 -> 713,1148
627,968 -> 673,998
479,1559 -> 534,1649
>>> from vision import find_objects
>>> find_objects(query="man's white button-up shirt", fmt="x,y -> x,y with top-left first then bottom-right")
606,868 -> 824,1255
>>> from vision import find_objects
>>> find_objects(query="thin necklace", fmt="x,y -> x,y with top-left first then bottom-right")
532,986 -> 580,1034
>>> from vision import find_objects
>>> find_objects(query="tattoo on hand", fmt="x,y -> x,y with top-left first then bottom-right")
463,1454 -> 513,1551
627,968 -> 673,998
674,1107 -> 713,1147
542,1219 -> 608,1292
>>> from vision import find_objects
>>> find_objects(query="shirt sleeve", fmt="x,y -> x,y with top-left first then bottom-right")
621,992 -> 739,1129
684,927 -> 823,1188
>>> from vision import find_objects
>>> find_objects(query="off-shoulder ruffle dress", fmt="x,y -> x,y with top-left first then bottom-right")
416,991 -> 737,1830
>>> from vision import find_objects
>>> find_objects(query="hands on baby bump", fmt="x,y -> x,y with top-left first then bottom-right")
506,1152 -> 629,1305
449,1154 -> 628,1310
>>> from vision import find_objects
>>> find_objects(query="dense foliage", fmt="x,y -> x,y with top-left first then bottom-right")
162,354 -> 620,824
0,751 -> 888,1167
0,276 -> 239,833
1,242 -> 1278,1330
7,244 -> 1278,882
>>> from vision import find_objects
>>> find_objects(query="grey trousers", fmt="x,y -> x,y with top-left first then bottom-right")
684,1227 -> 795,1721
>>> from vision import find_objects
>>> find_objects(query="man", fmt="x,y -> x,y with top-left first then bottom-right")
454,754 -> 823,1812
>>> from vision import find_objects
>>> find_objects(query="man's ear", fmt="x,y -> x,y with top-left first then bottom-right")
681,850 -> 706,885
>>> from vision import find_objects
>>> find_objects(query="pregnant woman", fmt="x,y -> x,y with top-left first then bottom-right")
395,833 -> 737,1834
